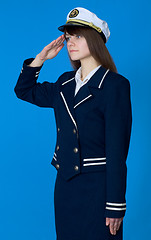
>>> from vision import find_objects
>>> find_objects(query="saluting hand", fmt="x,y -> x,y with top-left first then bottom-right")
106,217 -> 124,235
29,34 -> 65,67
38,34 -> 65,61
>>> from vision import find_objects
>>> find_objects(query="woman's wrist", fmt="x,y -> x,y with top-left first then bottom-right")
28,54 -> 45,67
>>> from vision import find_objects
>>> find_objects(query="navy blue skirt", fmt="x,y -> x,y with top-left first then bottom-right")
54,171 -> 123,240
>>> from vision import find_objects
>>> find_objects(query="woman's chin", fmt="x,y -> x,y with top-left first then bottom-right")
70,57 -> 80,61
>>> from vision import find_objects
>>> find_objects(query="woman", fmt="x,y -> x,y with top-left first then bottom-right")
14,7 -> 132,240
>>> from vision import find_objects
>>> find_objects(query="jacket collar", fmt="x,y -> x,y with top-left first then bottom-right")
75,65 -> 101,85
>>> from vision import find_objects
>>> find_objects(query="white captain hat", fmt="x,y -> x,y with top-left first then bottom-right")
58,7 -> 110,43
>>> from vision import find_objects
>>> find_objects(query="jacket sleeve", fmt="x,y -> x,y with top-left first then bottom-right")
14,58 -> 58,108
104,75 -> 132,218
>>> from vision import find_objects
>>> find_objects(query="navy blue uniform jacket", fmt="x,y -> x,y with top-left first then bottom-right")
14,58 -> 132,219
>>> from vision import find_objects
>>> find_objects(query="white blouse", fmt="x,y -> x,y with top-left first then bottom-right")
74,65 -> 101,96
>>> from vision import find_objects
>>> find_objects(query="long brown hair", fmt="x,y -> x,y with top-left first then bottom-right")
64,26 -> 117,73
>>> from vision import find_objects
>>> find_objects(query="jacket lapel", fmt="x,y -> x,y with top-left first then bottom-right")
59,67 -> 109,128
74,85 -> 93,109
60,76 -> 77,129
74,67 -> 108,109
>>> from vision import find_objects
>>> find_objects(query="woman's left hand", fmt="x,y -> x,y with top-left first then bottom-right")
106,217 -> 124,235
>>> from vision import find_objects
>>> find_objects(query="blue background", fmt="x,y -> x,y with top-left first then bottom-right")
0,0 -> 151,239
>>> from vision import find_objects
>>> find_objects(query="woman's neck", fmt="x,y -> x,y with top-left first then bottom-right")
80,57 -> 100,81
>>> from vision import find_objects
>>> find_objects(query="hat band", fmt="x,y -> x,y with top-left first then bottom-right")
66,19 -> 102,33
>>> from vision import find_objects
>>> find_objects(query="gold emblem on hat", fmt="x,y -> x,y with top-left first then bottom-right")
69,9 -> 79,18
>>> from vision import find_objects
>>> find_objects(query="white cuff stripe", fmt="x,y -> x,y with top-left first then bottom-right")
83,162 -> 106,166
106,206 -> 126,211
83,157 -> 106,161
106,202 -> 126,207
53,156 -> 57,161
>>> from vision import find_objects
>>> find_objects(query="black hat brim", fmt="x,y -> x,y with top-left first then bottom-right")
58,22 -> 90,32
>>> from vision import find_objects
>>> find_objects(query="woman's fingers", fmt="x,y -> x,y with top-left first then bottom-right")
39,35 -> 65,60
106,217 -> 123,235
116,218 -> 122,231
54,36 -> 65,48
109,218 -> 115,235
50,35 -> 65,46
45,35 -> 65,51
113,219 -> 119,234
106,217 -> 110,226
55,43 -> 64,53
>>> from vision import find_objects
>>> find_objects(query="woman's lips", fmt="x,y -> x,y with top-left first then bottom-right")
70,50 -> 78,52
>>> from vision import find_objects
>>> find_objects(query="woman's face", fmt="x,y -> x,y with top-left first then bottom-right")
64,32 -> 91,62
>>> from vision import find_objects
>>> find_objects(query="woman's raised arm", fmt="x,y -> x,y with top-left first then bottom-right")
14,34 -> 65,108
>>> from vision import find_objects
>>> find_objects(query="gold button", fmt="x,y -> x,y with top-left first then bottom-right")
74,165 -> 79,171
56,145 -> 60,151
55,164 -> 60,169
58,128 -> 60,132
73,129 -> 76,134
73,147 -> 78,153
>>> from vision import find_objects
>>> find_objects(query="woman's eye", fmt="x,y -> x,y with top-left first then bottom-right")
76,35 -> 81,39
65,37 -> 70,42
65,35 -> 82,41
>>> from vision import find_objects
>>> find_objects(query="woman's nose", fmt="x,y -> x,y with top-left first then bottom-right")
68,37 -> 75,46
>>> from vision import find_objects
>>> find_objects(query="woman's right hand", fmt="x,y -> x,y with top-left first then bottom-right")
38,34 -> 65,61
29,34 -> 65,67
